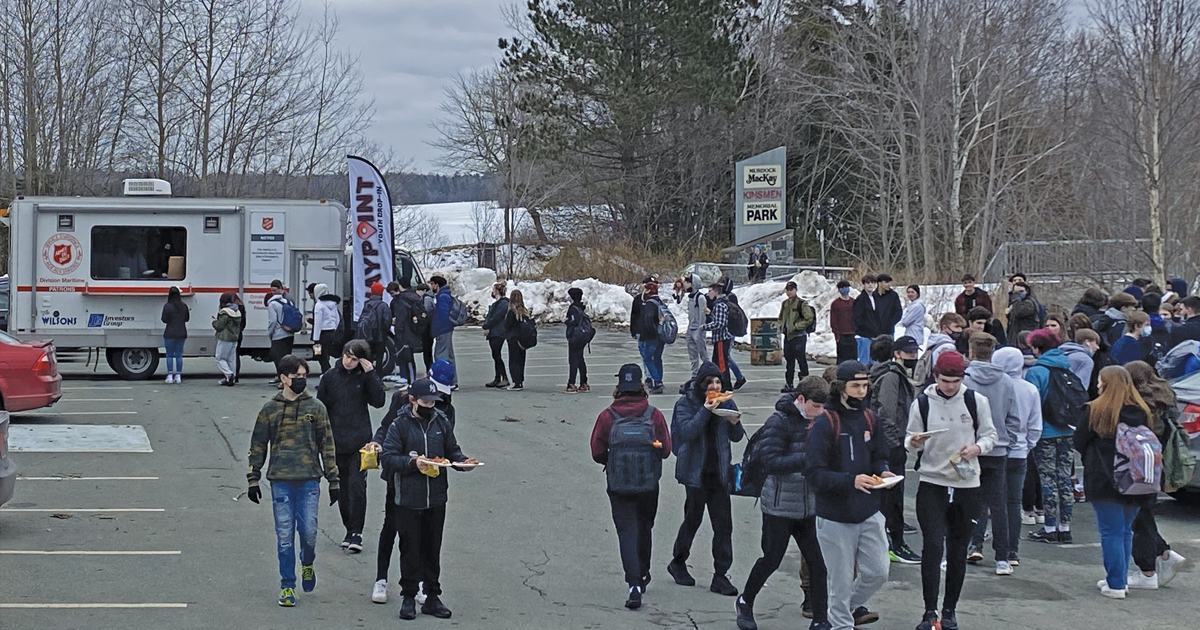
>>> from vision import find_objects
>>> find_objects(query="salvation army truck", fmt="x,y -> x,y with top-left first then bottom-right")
3,179 -> 421,379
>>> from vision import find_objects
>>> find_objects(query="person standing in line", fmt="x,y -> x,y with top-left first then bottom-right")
212,292 -> 242,386
1059,327 -> 1099,386
667,362 -> 743,597
505,289 -> 532,391
1110,310 -> 1150,366
954,274 -> 993,318
1006,282 -> 1042,347
161,285 -> 189,383
1094,291 -> 1140,347
704,283 -> 736,391
268,280 -> 297,385
1076,366 -> 1157,599
356,282 -> 392,373
736,376 -> 832,630
867,335 -> 921,564
390,279 -> 428,386
874,274 -> 903,340
246,354 -> 339,607
380,378 -> 478,620
778,281 -> 815,393
591,364 -> 672,609
905,351 -> 997,630
725,293 -> 749,391
316,339 -> 385,553
481,282 -> 510,389
803,361 -> 893,630
630,276 -> 656,382
992,347 -> 1043,568
564,287 -> 590,393
232,293 -> 246,383
852,274 -> 881,365
429,276 -> 458,388
901,285 -> 927,344
1024,329 -> 1078,544
684,273 -> 708,378
633,279 -> 666,394
418,284 -> 436,371
831,280 -> 857,364
311,283 -> 342,375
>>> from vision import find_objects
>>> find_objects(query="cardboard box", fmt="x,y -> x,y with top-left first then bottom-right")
167,256 -> 186,280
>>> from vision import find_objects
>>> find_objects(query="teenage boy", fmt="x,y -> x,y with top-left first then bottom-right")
267,279 -> 296,381
868,335 -> 920,564
246,354 -> 340,607
684,273 -> 708,377
779,281 -> 815,393
992,347 -> 1043,567
736,376 -> 832,630
380,378 -> 478,620
852,275 -> 881,364
804,361 -> 895,630
704,283 -> 736,391
390,278 -> 428,386
905,351 -> 997,630
831,280 -> 856,364
874,274 -> 903,340
429,276 -> 458,388
954,275 -> 993,318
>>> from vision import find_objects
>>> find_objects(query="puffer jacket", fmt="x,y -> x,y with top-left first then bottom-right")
212,305 -> 242,342
483,296 -> 510,340
1075,404 -> 1157,507
381,404 -> 467,510
758,394 -> 817,519
670,362 -> 744,488
868,360 -> 914,448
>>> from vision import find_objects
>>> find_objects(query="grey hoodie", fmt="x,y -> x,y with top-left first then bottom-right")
963,359 -> 1018,456
1058,342 -> 1095,387
686,273 -> 705,332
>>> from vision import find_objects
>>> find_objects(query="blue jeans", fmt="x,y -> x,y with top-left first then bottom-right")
1092,501 -> 1139,590
163,337 -> 185,374
855,336 -> 872,365
270,479 -> 320,589
638,339 -> 663,385
728,356 -> 744,381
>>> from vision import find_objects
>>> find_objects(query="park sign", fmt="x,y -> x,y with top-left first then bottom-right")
734,146 -> 786,246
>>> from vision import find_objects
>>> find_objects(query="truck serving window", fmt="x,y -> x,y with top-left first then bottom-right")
90,226 -> 188,281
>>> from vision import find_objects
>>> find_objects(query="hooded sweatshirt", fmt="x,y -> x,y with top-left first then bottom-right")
1094,307 -> 1128,347
993,347 -> 1043,459
904,384 -> 997,489
900,298 -> 927,342
213,304 -> 243,342
686,273 -> 706,333
804,395 -> 891,524
1024,348 -> 1073,439
1058,342 -> 1095,387
963,359 -> 1018,456
924,332 -> 957,368
670,362 -> 743,488
311,284 -> 342,341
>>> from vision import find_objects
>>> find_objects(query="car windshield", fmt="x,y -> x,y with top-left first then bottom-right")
0,330 -> 19,345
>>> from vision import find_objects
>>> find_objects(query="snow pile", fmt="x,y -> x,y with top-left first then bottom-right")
442,267 -> 633,325
421,243 -> 559,278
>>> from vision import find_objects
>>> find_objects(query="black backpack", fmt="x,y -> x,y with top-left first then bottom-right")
802,301 -> 817,334
568,306 -> 597,346
518,316 -> 539,349
732,425 -> 771,498
914,389 -> 980,470
726,301 -> 748,337
1042,365 -> 1088,431
606,406 -> 662,494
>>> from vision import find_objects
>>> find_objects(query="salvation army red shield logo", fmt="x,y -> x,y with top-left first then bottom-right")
42,233 -> 83,275
356,222 -> 377,240
262,217 -> 275,231
54,244 -> 72,265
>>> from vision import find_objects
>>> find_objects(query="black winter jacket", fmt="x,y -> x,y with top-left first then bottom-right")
356,296 -> 390,343
874,289 -> 903,334
315,362 -> 385,455
670,362 -> 743,488
758,394 -> 817,519
381,405 -> 467,510
868,360 -> 915,448
483,296 -> 510,340
565,300 -> 586,342
374,392 -> 456,479
1075,405 -> 1157,507
803,399 -> 891,524
1171,316 -> 1200,348
851,292 -> 881,338
391,289 -> 427,352
161,301 -> 190,339
630,294 -> 645,338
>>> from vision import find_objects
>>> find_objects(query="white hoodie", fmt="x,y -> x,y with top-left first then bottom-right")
905,384 -> 997,489
993,347 -> 1043,459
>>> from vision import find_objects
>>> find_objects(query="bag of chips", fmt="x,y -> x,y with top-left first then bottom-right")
359,447 -> 379,471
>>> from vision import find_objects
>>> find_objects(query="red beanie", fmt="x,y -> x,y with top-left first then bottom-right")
933,350 -> 968,378
370,282 -> 385,296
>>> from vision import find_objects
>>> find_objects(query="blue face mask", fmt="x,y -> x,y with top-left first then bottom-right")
1143,325 -> 1153,337
1016,291 -> 1027,299
839,287 -> 850,296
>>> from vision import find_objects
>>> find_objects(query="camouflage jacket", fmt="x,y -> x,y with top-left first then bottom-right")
247,392 -> 339,489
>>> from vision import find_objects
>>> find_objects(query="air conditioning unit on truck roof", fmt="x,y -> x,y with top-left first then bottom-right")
5,189 -> 424,380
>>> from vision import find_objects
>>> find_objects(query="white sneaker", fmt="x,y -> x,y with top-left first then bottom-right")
1099,584 -> 1127,599
996,561 -> 1014,576
1035,513 -> 1045,524
1126,572 -> 1158,590
416,582 -> 427,605
371,579 -> 388,603
174,374 -> 182,384
166,374 -> 174,383
1157,550 -> 1185,587
1021,511 -> 1036,526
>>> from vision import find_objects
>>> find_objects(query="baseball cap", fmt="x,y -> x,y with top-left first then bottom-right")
933,351 -> 968,378
430,360 -> 456,394
615,364 -> 644,392
835,361 -> 869,382
409,378 -> 443,402
893,335 -> 920,354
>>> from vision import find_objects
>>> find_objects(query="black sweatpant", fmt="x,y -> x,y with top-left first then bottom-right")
672,470 -> 733,575
916,482 -> 980,613
835,335 -> 857,365
742,514 -> 828,623
395,346 -> 416,385
712,339 -> 733,391
270,336 -> 294,374
368,341 -> 388,375
784,334 -> 809,386
377,481 -> 398,581
1023,456 -> 1042,511
488,336 -> 508,382
508,339 -> 526,386
422,331 -> 434,372
568,341 -> 588,386
314,330 -> 336,374
1131,502 -> 1170,573
334,452 -> 368,537
608,489 -> 658,587
881,445 -> 909,548
396,504 -> 446,597
969,456 -> 1010,562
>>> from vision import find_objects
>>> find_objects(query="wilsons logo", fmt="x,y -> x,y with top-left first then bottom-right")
41,310 -> 77,326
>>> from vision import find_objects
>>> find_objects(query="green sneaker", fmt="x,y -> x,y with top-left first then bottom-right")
278,587 -> 297,607
301,565 -> 316,592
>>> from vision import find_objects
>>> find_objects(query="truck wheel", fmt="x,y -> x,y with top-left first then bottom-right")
1168,489 -> 1200,506
377,338 -> 396,376
106,348 -> 161,380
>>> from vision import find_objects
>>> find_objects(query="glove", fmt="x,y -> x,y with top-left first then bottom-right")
329,487 -> 340,506
247,486 -> 261,504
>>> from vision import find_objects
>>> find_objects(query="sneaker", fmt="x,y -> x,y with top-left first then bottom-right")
996,560 -> 1014,575
278,587 -> 297,607
301,565 -> 316,592
347,533 -> 363,553
890,544 -> 921,564
341,533 -> 351,549
507,384 -> 523,391
625,585 -> 642,610
372,579 -> 388,603
649,384 -> 665,395
496,377 -> 510,388
1009,553 -> 1020,567
915,610 -> 938,630
1126,572 -> 1158,589
736,596 -> 757,630
667,560 -> 695,586
421,595 -> 452,618
967,546 -> 984,564
1157,550 -> 1185,587
781,385 -> 795,394
801,598 -> 813,618
1021,511 -> 1037,526
165,374 -> 174,384
484,379 -> 500,388
1028,528 -> 1059,544
734,377 -> 747,390
940,608 -> 959,630
903,522 -> 918,533
1099,583 -> 1127,599
710,574 -> 738,596
1058,530 -> 1073,544
175,374 -> 182,383
563,384 -> 578,393
398,596 -> 417,620
578,384 -> 590,392
852,606 -> 879,625
1035,511 -> 1045,524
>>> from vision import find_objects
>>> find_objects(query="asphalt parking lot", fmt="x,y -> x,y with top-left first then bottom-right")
2,327 -> 1197,630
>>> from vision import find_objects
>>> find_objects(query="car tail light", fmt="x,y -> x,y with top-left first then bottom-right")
32,352 -> 52,376
1179,404 -> 1200,434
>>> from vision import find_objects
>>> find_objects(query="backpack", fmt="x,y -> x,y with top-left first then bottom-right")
279,300 -> 304,333
517,315 -> 538,349
653,299 -> 678,344
732,425 -> 770,498
448,295 -> 468,327
913,389 -> 980,471
726,301 -> 748,337
1156,340 -> 1200,380
568,306 -> 597,346
1113,422 -> 1163,495
913,340 -> 953,387
1159,411 -> 1196,493
605,406 -> 662,494
802,302 -> 817,334
356,300 -> 385,342
1041,366 -> 1089,431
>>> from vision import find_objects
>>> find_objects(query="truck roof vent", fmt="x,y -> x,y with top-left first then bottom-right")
123,178 -> 172,196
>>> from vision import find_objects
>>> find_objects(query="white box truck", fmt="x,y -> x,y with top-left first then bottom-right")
3,179 -> 422,379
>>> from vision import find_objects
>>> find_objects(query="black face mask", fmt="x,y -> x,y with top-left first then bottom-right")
416,405 -> 435,420
288,377 -> 307,395
844,395 -> 864,410
903,358 -> 918,372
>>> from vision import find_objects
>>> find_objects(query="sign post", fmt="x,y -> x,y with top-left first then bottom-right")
734,147 -> 787,247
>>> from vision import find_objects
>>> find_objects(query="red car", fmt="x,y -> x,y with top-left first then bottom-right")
0,330 -> 62,412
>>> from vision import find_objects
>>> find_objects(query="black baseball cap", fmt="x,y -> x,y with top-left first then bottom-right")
893,335 -> 920,354
615,364 -> 644,392
409,378 -> 443,402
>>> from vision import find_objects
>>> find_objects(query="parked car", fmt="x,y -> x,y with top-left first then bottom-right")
1168,371 -> 1200,503
0,330 -> 62,412
0,412 -> 13,505
0,275 -> 8,330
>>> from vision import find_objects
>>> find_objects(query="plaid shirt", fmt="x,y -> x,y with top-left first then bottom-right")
704,298 -> 733,342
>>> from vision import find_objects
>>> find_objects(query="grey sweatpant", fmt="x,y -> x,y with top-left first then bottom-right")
815,512 -> 889,630
215,340 -> 238,378
433,331 -> 456,384
686,328 -> 706,376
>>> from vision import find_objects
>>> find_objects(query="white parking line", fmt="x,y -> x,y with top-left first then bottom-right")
1,550 -> 181,555
42,411 -> 138,416
60,386 -> 134,391
57,399 -> 135,403
20,476 -> 159,481
2,508 -> 165,513
0,603 -> 188,609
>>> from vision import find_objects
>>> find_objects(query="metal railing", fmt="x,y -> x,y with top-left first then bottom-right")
981,238 -> 1190,284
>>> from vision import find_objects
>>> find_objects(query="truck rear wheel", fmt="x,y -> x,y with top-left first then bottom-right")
106,348 -> 161,380
377,338 -> 396,376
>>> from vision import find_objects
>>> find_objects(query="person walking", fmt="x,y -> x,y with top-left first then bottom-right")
316,339 -> 385,553
246,354 -> 339,607
429,276 -> 458,388
901,285 -> 927,344
591,364 -> 672,609
905,351 -> 998,630
736,376 -> 832,630
634,280 -> 666,394
804,360 -> 894,630
212,292 -> 242,386
368,380 -> 410,605
505,289 -> 533,391
852,275 -> 881,365
868,335 -> 921,564
267,280 -> 297,384
1077,366 -> 1157,599
726,293 -> 749,391
564,287 -> 591,392
390,279 -> 428,386
954,275 -> 993,318
380,378 -> 478,620
481,282 -> 510,389
311,283 -> 342,375
161,286 -> 189,383
668,362 -> 743,597
831,280 -> 857,364
992,347 -> 1043,568
684,273 -> 708,377
704,283 -> 736,391
1024,329 -> 1082,544
778,281 -> 815,393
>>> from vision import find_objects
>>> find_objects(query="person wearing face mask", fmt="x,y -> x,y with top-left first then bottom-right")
831,280 -> 857,364
804,361 -> 895,630
867,335 -> 921,565
1006,282 -> 1041,347
1060,327 -> 1099,387
316,340 -> 385,553
736,376 -> 832,630
1110,310 -> 1150,366
852,275 -> 881,365
916,314 -> 966,387
1139,293 -> 1173,365
380,378 -> 478,621
246,354 -> 340,607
